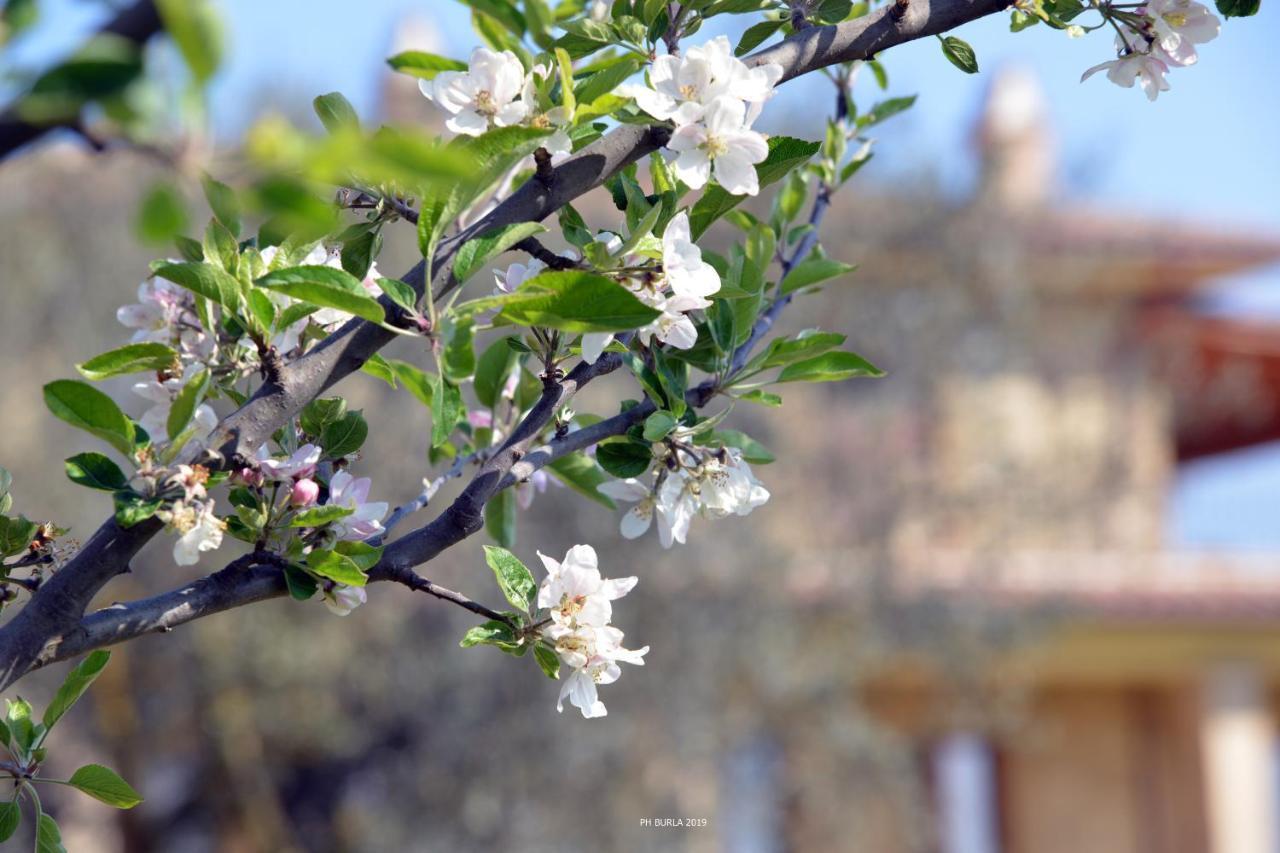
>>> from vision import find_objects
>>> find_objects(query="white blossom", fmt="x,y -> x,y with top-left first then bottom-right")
1081,49 -> 1171,101
626,35 -> 781,124
536,544 -> 637,630
254,443 -> 321,481
554,624 -> 648,718
327,470 -> 389,541
117,272 -> 212,358
421,47 -> 528,136
162,500 -> 226,566
323,584 -> 367,616
667,95 -> 770,195
597,478 -> 657,539
1144,0 -> 1219,66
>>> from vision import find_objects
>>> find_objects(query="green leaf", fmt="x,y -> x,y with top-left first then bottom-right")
201,174 -> 241,236
757,331 -> 847,370
386,50 -> 468,79
67,764 -> 143,809
575,56 -> 643,105
154,261 -> 242,313
341,227 -> 381,280
0,515 -> 38,558
289,505 -> 354,527
334,540 -> 384,571
779,257 -> 857,295
36,813 -> 66,853
112,492 -> 163,527
300,397 -> 347,438
736,389 -> 782,407
43,380 -> 135,457
76,342 -> 178,381
1215,0 -> 1259,13
64,453 -> 127,491
776,351 -> 884,382
460,619 -> 517,648
0,800 -> 19,844
484,488 -> 517,547
533,642 -> 560,679
313,91 -> 359,133
642,411 -> 677,442
306,549 -> 368,586
453,222 -> 546,285
735,18 -> 784,55
17,35 -> 143,123
320,410 -> 368,459
494,270 -> 660,332
135,181 -> 188,245
167,367 -> 210,442
712,429 -> 775,464
483,545 -> 537,611
474,338 -> 518,409
431,375 -> 464,449
283,563 -> 318,600
361,353 -> 399,388
256,266 -> 385,324
155,0 -> 222,83
939,35 -> 979,73
547,452 -> 616,509
387,359 -> 434,408
596,440 -> 652,478
689,136 -> 822,240
378,277 -> 417,312
43,650 -> 110,730
856,95 -> 917,130
442,316 -> 477,383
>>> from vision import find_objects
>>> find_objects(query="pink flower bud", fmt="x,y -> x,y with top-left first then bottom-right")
291,478 -> 320,507
468,410 -> 493,429
236,467 -> 265,488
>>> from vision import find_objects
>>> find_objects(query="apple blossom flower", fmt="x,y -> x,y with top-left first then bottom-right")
117,272 -> 212,358
166,464 -> 210,502
160,499 -> 226,566
581,212 -> 719,363
1081,49 -> 1171,101
260,245 -> 383,353
522,65 -> 573,159
494,258 -> 546,296
1143,0 -> 1219,66
253,443 -> 321,481
327,470 -> 389,541
667,95 -> 770,195
698,447 -> 771,519
420,47 -> 528,136
626,36 -> 782,125
536,544 -> 638,630
553,623 -> 648,718
133,372 -> 218,444
290,478 -> 320,507
322,583 -> 367,616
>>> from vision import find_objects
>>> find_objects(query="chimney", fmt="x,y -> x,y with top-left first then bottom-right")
973,67 -> 1057,211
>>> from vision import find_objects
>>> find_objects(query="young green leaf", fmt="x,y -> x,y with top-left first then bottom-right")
0,516 -> 38,558
547,452 -> 617,510
112,492 -> 163,527
36,813 -> 65,853
484,488 -> 517,547
256,266 -> 386,324
453,222 -> 547,284
167,367 -> 210,441
67,764 -> 143,809
483,544 -> 537,611
43,380 -> 135,457
64,453 -> 128,491
776,351 -> 885,382
43,650 -> 111,730
313,91 -> 359,133
643,410 -> 677,442
289,505 -> 354,527
200,173 -> 241,236
0,800 -> 19,844
320,410 -> 369,459
460,619 -> 517,648
533,642 -> 561,679
939,35 -> 979,73
386,51 -> 469,79
495,270 -> 660,332
306,549 -> 369,586
76,343 -> 178,381
779,257 -> 857,295
135,181 -> 188,245
154,261 -> 242,313
596,440 -> 653,479
474,337 -> 518,409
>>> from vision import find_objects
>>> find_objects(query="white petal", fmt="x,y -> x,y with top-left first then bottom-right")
580,332 -> 613,364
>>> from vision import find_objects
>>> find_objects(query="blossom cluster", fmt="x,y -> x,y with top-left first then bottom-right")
1081,0 -> 1220,100
599,442 -> 770,548
626,36 -> 782,196
536,545 -> 647,718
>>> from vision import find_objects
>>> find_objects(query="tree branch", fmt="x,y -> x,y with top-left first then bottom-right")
0,0 -> 1012,688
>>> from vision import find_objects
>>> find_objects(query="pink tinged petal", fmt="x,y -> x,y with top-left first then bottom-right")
659,313 -> 699,350
580,332 -> 613,364
515,481 -> 535,510
1080,59 -> 1118,84
537,550 -> 563,577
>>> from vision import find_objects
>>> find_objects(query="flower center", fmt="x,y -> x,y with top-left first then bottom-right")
474,90 -> 497,117
701,133 -> 729,159
1162,10 -> 1189,25
678,83 -> 700,100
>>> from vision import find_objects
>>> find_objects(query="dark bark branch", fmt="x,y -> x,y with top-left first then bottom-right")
0,0 -> 164,163
0,0 -> 1011,687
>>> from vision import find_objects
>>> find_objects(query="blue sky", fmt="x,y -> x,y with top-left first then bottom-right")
7,0 -> 1280,548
